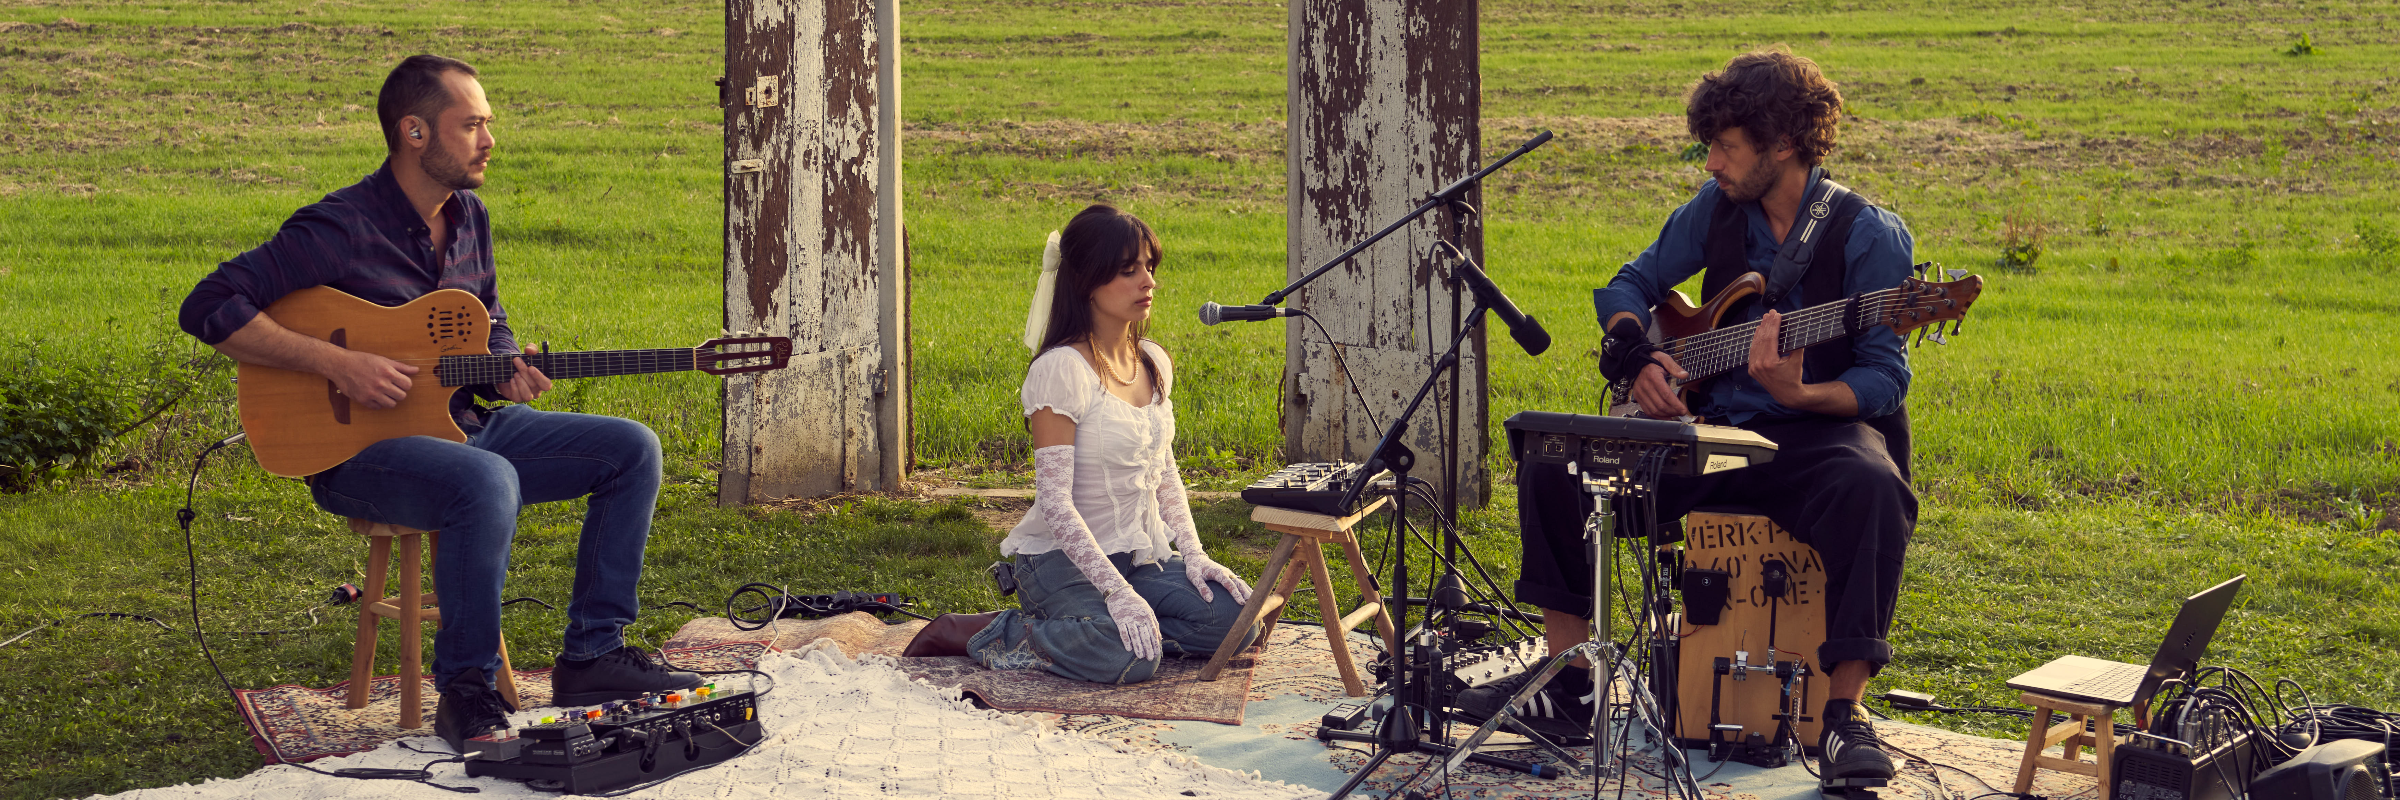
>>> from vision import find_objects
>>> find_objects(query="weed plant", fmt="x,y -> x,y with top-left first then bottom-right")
3,0 -> 2399,796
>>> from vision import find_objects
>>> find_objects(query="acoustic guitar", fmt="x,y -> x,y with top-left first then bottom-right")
1605,267 -> 1983,418
235,287 -> 792,477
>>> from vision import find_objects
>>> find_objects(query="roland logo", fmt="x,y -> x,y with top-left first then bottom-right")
1702,453 -> 1749,474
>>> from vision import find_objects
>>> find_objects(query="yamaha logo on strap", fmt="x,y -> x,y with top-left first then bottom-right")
1809,200 -> 1832,219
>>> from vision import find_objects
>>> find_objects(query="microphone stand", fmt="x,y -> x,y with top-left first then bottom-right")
1254,130 -> 1550,800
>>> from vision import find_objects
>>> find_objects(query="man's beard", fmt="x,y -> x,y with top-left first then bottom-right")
1716,159 -> 1774,203
423,136 -> 484,191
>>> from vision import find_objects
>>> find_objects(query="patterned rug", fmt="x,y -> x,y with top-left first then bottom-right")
663,612 -> 1265,725
231,642 -> 769,764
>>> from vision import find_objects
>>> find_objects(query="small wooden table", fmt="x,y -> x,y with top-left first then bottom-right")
1198,498 -> 1398,696
2015,691 -> 2126,800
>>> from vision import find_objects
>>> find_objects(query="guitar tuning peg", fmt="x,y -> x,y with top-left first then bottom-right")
1927,328 -> 1949,346
1912,262 -> 1930,277
1951,319 -> 1965,337
1946,268 -> 1968,280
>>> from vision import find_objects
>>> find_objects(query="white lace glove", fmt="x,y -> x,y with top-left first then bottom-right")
1034,445 -> 1162,662
1154,449 -> 1252,605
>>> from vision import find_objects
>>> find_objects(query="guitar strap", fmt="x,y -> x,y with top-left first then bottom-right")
1763,174 -> 1857,310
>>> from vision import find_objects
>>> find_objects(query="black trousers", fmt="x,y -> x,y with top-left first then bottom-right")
1513,417 -> 1916,673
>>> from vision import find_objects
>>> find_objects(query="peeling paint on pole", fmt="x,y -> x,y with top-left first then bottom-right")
722,0 -> 907,503
1286,0 -> 1485,506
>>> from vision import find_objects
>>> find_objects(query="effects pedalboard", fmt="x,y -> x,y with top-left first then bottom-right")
463,684 -> 764,794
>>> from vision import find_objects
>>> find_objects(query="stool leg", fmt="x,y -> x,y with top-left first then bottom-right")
1304,543 -> 1366,697
1259,548 -> 1309,647
494,637 -> 522,712
2095,711 -> 2117,800
1335,528 -> 1399,657
1200,534 -> 1299,681
2016,706 -> 2055,795
347,534 -> 393,710
398,532 -> 426,729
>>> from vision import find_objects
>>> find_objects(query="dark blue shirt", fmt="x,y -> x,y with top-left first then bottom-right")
179,162 -> 517,430
1592,171 -> 1913,425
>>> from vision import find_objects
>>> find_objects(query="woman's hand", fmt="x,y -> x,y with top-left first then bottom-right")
1102,583 -> 1162,662
1180,552 -> 1252,605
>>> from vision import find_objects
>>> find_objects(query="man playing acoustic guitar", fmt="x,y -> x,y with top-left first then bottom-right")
178,55 -> 702,753
1460,48 -> 1917,791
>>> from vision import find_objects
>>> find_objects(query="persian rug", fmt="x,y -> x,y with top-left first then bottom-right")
231,643 -> 766,764
113,642 -> 1318,800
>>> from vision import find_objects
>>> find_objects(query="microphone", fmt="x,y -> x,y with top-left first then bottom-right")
1437,243 -> 1551,356
1198,301 -> 1301,326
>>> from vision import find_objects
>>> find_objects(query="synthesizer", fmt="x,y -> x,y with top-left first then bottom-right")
1241,462 -> 1391,517
1503,411 -> 1778,477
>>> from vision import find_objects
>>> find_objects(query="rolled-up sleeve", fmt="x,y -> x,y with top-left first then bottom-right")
1593,184 -> 1719,330
177,208 -> 351,345
1835,207 -> 1916,420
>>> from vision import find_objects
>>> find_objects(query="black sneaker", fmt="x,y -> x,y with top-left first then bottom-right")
551,645 -> 704,706
434,668 -> 511,755
1450,669 -> 1597,744
1818,699 -> 1896,790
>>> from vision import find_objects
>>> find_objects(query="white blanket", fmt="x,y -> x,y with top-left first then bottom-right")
94,641 -> 1315,800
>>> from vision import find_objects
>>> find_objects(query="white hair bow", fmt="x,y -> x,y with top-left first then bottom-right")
1021,230 -> 1063,351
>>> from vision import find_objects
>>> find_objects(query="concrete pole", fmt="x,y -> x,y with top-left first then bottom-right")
720,0 -> 908,503
1285,0 -> 1486,507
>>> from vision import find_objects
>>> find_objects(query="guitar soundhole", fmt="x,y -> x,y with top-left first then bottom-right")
425,306 -> 479,343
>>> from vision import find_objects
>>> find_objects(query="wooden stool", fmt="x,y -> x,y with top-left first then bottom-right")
1199,498 -> 1398,696
2014,691 -> 2124,800
345,519 -> 521,729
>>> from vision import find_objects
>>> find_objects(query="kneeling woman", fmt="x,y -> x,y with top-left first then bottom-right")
905,204 -> 1259,684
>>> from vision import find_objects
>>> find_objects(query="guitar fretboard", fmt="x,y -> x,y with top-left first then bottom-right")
1663,287 -> 1907,383
435,349 -> 698,386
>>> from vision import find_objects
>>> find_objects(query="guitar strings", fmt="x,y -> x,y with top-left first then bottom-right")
1664,286 -> 1909,382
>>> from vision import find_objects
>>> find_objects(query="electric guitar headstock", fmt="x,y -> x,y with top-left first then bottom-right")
696,334 -> 795,375
1881,267 -> 1983,345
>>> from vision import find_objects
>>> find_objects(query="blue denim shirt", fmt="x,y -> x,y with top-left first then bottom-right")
1592,171 -> 1914,425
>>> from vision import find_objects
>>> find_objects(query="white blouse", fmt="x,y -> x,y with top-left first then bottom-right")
1002,341 -> 1178,565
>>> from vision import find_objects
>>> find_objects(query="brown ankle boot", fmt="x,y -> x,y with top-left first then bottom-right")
901,611 -> 1002,658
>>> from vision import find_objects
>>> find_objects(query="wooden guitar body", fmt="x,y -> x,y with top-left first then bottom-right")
236,288 -> 488,477
1649,271 -> 1765,343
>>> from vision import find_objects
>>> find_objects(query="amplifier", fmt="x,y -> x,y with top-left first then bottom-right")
2113,729 -> 2259,800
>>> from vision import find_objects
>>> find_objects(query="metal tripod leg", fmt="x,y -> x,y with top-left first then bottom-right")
1409,642 -> 1605,795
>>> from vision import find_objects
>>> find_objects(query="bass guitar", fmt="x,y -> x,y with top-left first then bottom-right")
1606,267 -> 1982,418
235,287 -> 792,477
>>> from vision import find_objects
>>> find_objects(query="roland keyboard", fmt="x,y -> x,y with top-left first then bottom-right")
1503,411 -> 1778,477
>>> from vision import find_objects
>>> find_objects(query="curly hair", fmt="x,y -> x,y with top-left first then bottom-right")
1684,47 -> 1844,167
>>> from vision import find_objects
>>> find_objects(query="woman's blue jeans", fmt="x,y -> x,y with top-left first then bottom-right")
306,405 -> 662,691
966,549 -> 1259,685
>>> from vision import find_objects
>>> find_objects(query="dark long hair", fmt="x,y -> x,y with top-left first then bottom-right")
1034,204 -> 1165,392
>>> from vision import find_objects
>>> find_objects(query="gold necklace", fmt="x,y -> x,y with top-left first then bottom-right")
1094,339 -> 1140,387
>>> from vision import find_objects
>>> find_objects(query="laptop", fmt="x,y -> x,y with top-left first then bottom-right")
2005,574 -> 2245,708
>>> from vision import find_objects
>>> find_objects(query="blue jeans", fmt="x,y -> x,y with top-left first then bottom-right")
966,549 -> 1258,685
307,405 -> 663,690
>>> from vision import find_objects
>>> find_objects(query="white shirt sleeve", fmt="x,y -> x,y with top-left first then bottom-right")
1020,347 -> 1096,423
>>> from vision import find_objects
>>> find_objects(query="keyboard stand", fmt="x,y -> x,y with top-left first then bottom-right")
1198,497 -> 1396,696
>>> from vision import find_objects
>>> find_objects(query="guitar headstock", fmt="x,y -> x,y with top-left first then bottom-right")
1880,271 -> 1984,339
696,335 -> 794,375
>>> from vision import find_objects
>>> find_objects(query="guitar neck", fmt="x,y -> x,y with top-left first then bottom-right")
435,349 -> 698,386
1666,287 -> 1904,384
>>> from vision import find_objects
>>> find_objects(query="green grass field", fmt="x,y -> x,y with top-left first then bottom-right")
4,0 -> 2399,796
